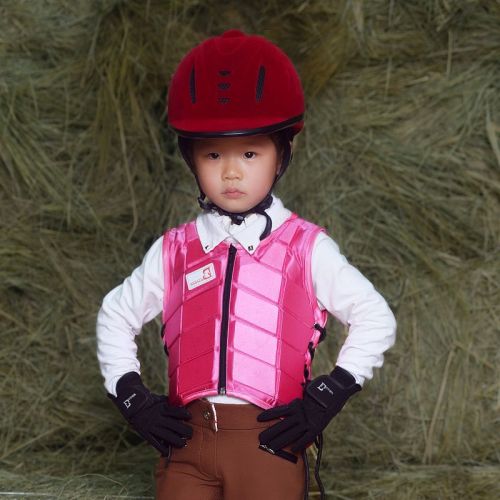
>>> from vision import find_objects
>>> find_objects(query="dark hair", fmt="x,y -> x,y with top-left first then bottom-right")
268,130 -> 291,163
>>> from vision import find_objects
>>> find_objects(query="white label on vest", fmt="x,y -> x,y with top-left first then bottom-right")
186,263 -> 216,290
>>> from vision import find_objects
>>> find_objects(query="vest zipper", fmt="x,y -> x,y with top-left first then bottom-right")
218,244 -> 237,395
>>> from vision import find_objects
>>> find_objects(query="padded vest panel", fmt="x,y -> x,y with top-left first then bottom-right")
162,215 -> 327,409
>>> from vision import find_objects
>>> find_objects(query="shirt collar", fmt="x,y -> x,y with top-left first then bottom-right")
195,195 -> 292,255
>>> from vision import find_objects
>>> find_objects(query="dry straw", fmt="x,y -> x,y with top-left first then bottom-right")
1,0 -> 499,498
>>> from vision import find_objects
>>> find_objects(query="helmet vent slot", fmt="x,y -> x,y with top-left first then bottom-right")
256,65 -> 266,102
189,67 -> 196,104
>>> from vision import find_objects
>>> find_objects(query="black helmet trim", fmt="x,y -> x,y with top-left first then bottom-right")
172,114 -> 304,139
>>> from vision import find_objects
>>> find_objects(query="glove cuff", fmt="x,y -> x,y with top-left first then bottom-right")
330,366 -> 360,392
107,371 -> 151,421
305,367 -> 361,411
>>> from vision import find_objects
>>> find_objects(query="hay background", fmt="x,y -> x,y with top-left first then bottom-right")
1,0 -> 499,498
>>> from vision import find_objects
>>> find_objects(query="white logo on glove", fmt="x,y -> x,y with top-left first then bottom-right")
123,393 -> 137,408
317,382 -> 334,395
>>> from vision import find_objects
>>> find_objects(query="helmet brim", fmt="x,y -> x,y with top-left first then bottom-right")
171,114 -> 303,139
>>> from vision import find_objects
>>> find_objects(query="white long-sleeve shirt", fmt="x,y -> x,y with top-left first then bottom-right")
97,196 -> 396,399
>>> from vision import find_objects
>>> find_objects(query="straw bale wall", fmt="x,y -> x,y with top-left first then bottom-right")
1,1 -> 499,498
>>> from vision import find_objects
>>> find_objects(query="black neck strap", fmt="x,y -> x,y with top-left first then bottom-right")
198,192 -> 274,241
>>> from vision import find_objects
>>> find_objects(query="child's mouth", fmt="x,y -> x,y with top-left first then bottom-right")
223,189 -> 245,199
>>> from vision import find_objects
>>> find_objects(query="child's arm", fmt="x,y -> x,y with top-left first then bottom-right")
258,231 -> 396,454
96,237 -> 193,454
311,232 -> 397,384
96,237 -> 164,396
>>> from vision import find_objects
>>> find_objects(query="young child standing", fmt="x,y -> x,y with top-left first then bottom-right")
97,30 -> 396,500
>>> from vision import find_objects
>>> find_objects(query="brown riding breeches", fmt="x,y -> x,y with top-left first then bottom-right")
155,399 -> 305,500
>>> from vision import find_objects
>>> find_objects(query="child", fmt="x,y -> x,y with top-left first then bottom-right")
97,30 -> 396,500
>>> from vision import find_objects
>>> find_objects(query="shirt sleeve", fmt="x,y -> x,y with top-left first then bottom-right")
96,236 -> 164,396
311,232 -> 396,386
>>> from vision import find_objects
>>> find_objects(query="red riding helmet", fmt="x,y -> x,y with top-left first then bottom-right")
167,29 -> 305,138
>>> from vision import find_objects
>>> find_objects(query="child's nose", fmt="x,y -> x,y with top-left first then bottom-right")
222,161 -> 242,180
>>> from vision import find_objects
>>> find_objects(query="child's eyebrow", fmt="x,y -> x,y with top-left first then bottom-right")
234,138 -> 270,148
239,140 -> 265,147
193,142 -> 218,151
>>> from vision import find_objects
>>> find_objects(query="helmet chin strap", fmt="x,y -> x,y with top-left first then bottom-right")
198,191 -> 274,241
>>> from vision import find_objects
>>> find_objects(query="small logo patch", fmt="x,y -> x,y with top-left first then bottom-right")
123,393 -> 136,408
318,382 -> 334,395
186,263 -> 216,290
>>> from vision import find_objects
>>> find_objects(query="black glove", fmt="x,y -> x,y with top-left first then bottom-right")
257,366 -> 361,453
108,371 -> 193,456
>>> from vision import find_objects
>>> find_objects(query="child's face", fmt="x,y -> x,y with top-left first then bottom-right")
192,135 -> 280,214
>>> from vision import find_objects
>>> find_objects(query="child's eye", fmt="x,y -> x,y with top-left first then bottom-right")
207,153 -> 220,160
244,151 -> 256,159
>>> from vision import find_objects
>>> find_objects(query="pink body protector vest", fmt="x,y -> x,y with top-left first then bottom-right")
161,214 -> 328,409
